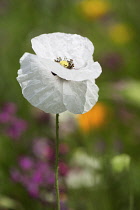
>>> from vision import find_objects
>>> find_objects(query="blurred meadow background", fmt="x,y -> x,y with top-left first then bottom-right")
0,0 -> 140,209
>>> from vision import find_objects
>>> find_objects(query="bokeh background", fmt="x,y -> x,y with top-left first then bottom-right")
0,0 -> 140,209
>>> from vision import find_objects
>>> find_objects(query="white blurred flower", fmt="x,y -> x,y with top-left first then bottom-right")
0,195 -> 22,209
71,148 -> 101,170
66,149 -> 101,189
66,169 -> 100,189
17,33 -> 102,114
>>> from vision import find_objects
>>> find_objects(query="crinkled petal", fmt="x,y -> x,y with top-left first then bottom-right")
81,61 -> 102,79
63,80 -> 99,114
31,33 -> 94,68
17,53 -> 66,114
34,57 -> 101,81
84,80 -> 99,113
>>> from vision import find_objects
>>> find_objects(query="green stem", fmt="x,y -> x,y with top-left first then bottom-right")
55,114 -> 60,210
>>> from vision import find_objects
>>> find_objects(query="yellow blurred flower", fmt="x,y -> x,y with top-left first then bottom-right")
109,23 -> 133,44
77,102 -> 108,132
80,0 -> 110,19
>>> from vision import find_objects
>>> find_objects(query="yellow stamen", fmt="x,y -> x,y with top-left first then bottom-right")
59,60 -> 69,68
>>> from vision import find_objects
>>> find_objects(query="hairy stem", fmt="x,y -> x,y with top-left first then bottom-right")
55,114 -> 60,210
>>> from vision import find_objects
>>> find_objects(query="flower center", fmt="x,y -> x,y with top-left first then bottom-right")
55,57 -> 74,69
59,60 -> 69,68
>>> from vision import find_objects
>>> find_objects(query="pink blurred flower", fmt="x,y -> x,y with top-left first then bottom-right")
59,162 -> 69,176
33,138 -> 54,161
59,143 -> 69,155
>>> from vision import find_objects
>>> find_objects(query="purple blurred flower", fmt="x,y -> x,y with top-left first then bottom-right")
60,201 -> 69,210
0,112 -> 11,123
10,135 -> 68,203
31,170 -> 43,184
19,156 -> 33,170
45,169 -> 55,185
11,160 -> 55,200
3,102 -> 17,115
11,169 -> 21,182
6,118 -> 28,140
0,102 -> 28,140
100,52 -> 123,70
27,182 -> 39,198
0,102 -> 17,123
35,162 -> 55,185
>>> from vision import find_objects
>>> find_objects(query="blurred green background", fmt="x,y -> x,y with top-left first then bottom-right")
0,0 -> 140,209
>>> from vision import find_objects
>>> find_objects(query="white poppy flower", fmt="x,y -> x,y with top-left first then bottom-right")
17,33 -> 102,114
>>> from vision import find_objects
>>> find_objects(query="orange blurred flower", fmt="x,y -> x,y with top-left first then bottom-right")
80,0 -> 110,19
109,23 -> 133,44
77,102 -> 108,132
